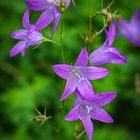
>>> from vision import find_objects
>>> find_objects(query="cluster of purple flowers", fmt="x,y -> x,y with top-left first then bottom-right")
53,23 -> 126,140
9,1 -> 129,140
10,0 -> 71,57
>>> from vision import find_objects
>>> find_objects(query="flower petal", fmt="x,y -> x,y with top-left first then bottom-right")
25,0 -> 50,11
93,92 -> 117,107
106,23 -> 116,46
81,116 -> 93,140
66,0 -> 71,8
51,15 -> 60,38
83,66 -> 109,80
75,48 -> 88,66
77,79 -> 94,101
90,48 -> 126,66
75,89 -> 84,100
90,52 -> 114,66
65,105 -> 80,121
60,77 -> 77,101
116,19 -> 133,40
23,10 -> 30,29
10,30 -> 28,40
131,9 -> 140,29
89,41 -> 109,60
21,48 -> 26,57
35,9 -> 54,30
9,41 -> 27,57
74,98 -> 81,107
89,23 -> 115,60
26,30 -> 43,46
91,105 -> 113,123
110,48 -> 127,64
52,64 -> 72,79
116,10 -> 140,46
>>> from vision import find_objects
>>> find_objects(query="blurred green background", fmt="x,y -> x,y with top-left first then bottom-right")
0,0 -> 140,140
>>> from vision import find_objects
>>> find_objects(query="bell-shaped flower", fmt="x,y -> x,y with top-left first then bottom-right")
25,0 -> 71,37
52,48 -> 109,101
116,9 -> 140,46
65,90 -> 116,140
89,23 -> 126,66
10,10 -> 46,57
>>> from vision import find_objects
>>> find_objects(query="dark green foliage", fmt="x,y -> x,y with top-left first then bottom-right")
0,0 -> 140,140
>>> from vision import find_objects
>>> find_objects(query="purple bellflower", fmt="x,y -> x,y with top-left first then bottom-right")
89,23 -> 126,66
52,48 -> 109,101
116,9 -> 140,46
10,10 -> 48,57
65,90 -> 116,140
25,0 -> 71,36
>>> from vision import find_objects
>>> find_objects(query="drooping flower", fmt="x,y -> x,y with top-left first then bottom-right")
116,9 -> 140,46
10,10 -> 46,57
52,48 -> 109,101
65,90 -> 116,140
89,23 -> 126,66
25,0 -> 71,36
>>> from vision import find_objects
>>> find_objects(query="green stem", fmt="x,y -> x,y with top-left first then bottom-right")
89,0 -> 93,32
43,38 -> 60,46
101,0 -> 106,26
86,0 -> 93,52
94,22 -> 108,38
60,16 -> 65,64
60,15 -> 65,120
74,120 -> 85,140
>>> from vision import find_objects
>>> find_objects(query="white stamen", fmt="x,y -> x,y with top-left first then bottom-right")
75,72 -> 85,83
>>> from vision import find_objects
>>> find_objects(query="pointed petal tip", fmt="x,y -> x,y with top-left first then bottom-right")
9,51 -> 24,58
123,57 -> 127,63
75,47 -> 88,66
10,32 -> 15,38
25,9 -> 29,14
111,92 -> 117,97
9,52 -> 14,58
83,47 -> 87,51
108,92 -> 117,101
9,48 -> 16,58
60,97 -> 64,101
60,94 -> 66,101
23,9 -> 30,29
82,47 -> 88,54
64,116 -> 68,121
52,65 -> 58,71
119,56 -> 127,64
52,65 -> 56,70
110,22 -> 115,29
110,118 -> 114,123
102,69 -> 110,77
106,116 -> 114,123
